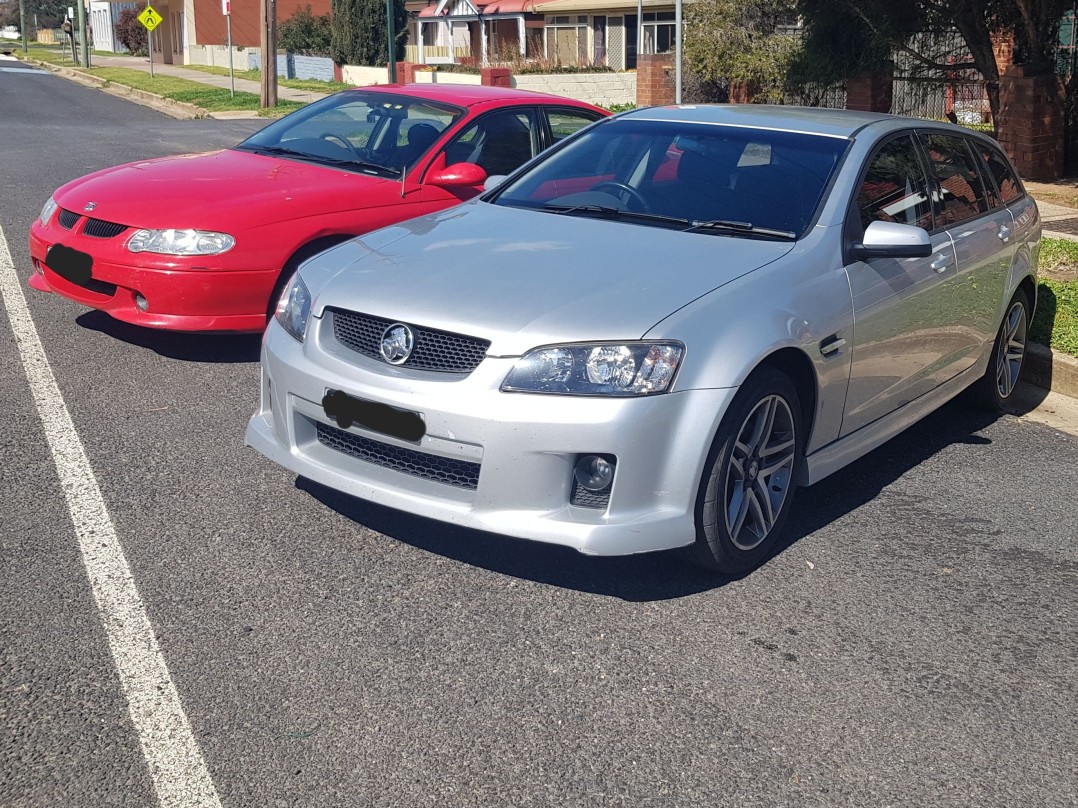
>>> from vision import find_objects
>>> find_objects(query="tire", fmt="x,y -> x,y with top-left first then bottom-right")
971,288 -> 1030,411
683,367 -> 804,576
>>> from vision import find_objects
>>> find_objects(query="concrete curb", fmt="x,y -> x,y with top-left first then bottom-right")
1026,342 -> 1078,400
18,56 -> 207,120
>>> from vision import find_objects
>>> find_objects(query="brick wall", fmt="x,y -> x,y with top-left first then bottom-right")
992,32 -> 1015,75
998,63 -> 1064,180
846,66 -> 893,112
637,54 -> 674,107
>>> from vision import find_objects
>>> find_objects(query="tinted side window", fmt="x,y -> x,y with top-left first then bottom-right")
920,134 -> 990,226
979,144 -> 1023,204
442,109 -> 538,177
856,136 -> 934,231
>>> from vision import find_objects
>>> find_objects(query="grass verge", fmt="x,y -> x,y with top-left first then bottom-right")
181,63 -> 352,93
1031,238 -> 1078,356
20,45 -> 304,115
89,67 -> 303,113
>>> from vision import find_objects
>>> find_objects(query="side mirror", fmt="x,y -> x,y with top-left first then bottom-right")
483,174 -> 508,192
428,162 -> 488,188
854,220 -> 932,259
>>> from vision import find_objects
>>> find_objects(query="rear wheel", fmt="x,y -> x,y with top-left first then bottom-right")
972,289 -> 1030,411
684,367 -> 803,576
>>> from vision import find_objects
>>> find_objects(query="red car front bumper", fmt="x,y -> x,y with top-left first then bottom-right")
29,221 -> 279,333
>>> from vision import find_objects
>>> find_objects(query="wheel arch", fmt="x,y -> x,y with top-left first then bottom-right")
753,347 -> 820,471
266,234 -> 355,320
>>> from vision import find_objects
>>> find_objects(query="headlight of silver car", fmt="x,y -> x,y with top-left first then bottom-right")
275,273 -> 312,342
127,228 -> 235,256
39,196 -> 58,226
501,342 -> 684,396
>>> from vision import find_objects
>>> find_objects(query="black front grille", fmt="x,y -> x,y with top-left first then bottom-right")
328,308 -> 490,374
83,218 -> 128,239
57,209 -> 79,230
316,421 -> 480,490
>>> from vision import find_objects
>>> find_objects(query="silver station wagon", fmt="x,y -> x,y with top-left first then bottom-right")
246,105 -> 1040,576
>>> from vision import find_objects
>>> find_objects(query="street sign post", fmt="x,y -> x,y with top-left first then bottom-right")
137,5 -> 162,79
222,0 -> 235,97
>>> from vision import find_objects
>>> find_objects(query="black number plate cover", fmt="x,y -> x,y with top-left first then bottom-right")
322,389 -> 425,442
45,244 -> 93,287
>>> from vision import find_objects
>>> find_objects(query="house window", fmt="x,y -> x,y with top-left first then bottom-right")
641,11 -> 675,54
545,15 -> 588,65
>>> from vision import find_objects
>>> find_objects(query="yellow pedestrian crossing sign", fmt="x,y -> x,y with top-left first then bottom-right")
138,6 -> 163,31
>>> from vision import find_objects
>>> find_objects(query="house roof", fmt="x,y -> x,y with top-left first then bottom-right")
417,0 -> 537,16
533,0 -> 670,11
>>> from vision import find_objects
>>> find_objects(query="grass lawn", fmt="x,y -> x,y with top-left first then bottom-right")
181,63 -> 352,93
88,67 -> 304,113
1032,237 -> 1078,356
19,46 -> 303,115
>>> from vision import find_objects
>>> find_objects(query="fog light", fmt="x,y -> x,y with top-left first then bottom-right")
574,454 -> 615,492
33,260 -> 43,275
135,294 -> 149,311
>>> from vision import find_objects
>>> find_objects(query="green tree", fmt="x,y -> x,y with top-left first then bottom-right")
330,0 -> 407,67
795,0 -> 1073,127
684,0 -> 803,103
279,4 -> 333,56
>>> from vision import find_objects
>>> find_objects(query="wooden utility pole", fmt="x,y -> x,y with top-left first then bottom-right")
260,0 -> 277,108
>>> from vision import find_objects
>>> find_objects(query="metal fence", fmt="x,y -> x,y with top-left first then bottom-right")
891,74 -> 994,132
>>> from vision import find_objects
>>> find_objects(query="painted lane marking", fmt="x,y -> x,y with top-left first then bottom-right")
0,67 -> 44,73
0,226 -> 222,808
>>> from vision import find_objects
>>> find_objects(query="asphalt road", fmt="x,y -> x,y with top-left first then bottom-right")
2,64 -> 1078,808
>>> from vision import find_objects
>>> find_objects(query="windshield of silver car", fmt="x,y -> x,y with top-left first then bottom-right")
493,120 -> 850,238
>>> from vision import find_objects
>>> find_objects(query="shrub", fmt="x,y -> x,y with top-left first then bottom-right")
330,0 -> 407,66
278,5 -> 332,56
114,4 -> 147,56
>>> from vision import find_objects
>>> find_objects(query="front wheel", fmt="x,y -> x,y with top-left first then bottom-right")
972,289 -> 1030,411
684,367 -> 803,576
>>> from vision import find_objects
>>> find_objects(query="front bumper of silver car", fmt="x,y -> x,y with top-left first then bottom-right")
245,319 -> 738,556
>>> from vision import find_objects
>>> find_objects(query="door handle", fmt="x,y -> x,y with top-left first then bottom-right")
930,252 -> 951,273
819,335 -> 846,356
998,225 -> 1011,243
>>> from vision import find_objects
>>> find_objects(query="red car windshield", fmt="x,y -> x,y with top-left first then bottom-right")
236,91 -> 465,176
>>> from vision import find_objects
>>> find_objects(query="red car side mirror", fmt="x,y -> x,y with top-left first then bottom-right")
428,162 -> 488,188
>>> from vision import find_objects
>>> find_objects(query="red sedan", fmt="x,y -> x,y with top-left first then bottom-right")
29,84 -> 607,332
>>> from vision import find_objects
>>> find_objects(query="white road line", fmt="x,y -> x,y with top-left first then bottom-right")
0,226 -> 222,808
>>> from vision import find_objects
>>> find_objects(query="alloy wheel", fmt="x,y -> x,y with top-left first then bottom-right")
724,394 -> 797,551
995,299 -> 1027,399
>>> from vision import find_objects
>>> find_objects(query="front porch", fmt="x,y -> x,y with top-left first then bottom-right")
406,0 -> 543,66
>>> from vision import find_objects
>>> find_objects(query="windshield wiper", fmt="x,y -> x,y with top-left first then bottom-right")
541,203 -> 690,227
684,218 -> 796,240
237,145 -> 401,177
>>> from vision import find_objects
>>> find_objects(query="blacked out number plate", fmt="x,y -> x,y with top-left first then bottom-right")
322,389 -> 426,442
46,244 -> 93,287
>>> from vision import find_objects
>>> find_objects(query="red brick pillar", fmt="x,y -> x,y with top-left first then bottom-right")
481,67 -> 512,87
846,64 -> 893,112
636,54 -> 675,107
992,32 -> 1015,75
998,64 -> 1064,180
396,61 -> 419,84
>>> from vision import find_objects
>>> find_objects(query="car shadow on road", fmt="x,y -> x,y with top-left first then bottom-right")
297,398 -> 1007,602
76,311 -> 261,363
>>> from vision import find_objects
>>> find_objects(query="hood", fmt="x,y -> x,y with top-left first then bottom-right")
53,149 -> 395,230
306,201 -> 795,356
